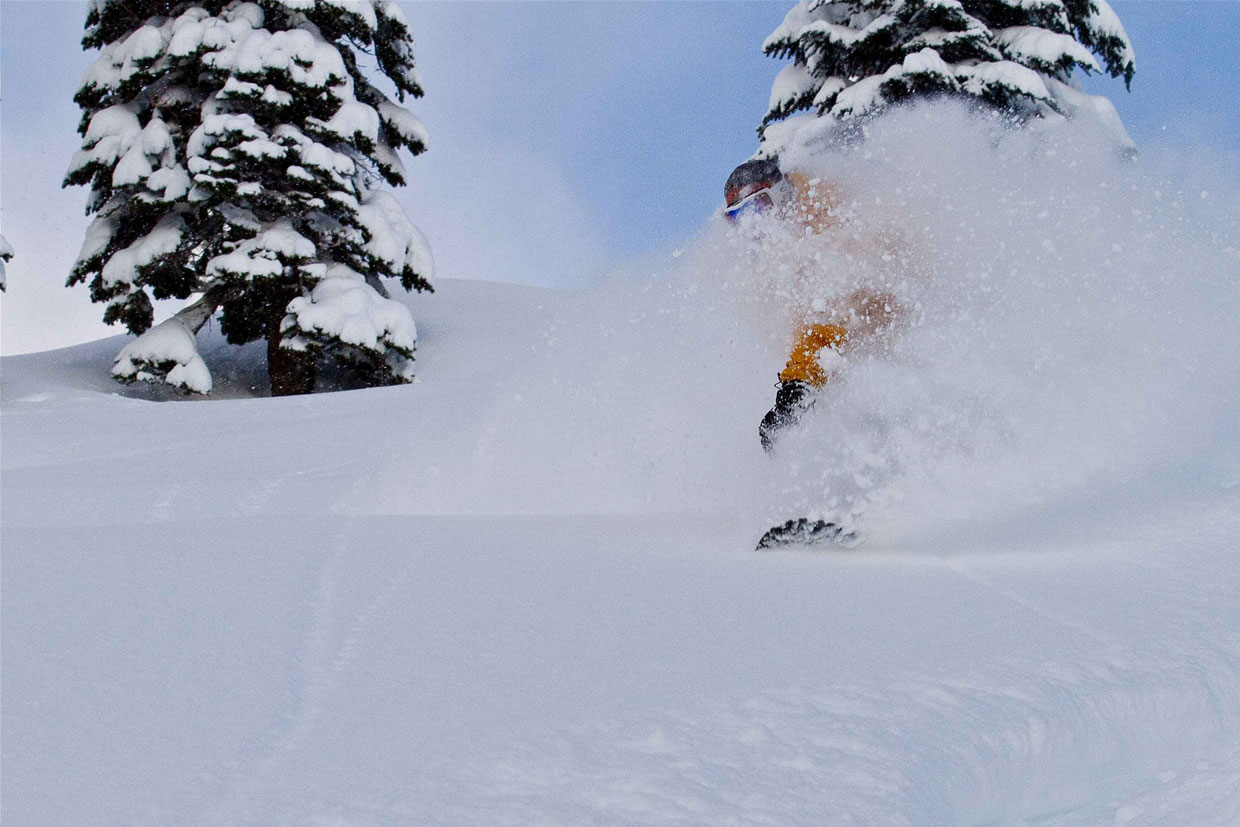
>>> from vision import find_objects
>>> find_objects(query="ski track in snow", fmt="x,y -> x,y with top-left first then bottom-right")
197,522 -> 422,827
944,562 -> 1122,650
175,535 -> 1240,827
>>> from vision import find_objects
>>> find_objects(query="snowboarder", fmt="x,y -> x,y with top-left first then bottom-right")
724,156 -> 902,549
723,157 -> 900,453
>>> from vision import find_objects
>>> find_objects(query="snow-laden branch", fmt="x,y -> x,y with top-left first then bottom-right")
283,263 -> 418,384
112,288 -> 222,394
760,0 -> 1137,141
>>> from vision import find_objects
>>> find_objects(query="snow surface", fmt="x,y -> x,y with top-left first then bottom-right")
4,106 -> 1239,825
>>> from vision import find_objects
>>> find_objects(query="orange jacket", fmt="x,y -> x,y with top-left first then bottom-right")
776,173 -> 849,387
779,323 -> 847,386
773,172 -> 906,387
785,172 -> 842,230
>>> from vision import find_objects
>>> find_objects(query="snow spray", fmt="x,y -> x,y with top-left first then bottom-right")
681,103 -> 1240,546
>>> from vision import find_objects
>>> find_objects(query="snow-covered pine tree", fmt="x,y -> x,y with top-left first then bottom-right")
0,235 -> 12,292
762,0 -> 1135,134
65,0 -> 433,395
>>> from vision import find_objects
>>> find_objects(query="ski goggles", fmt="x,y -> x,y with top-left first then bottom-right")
723,187 -> 777,223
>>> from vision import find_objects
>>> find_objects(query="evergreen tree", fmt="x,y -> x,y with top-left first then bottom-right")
0,234 -> 11,292
762,0 -> 1135,134
65,0 -> 433,395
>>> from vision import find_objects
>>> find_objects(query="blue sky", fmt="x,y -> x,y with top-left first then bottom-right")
2,1 -> 1238,353
1080,2 -> 1240,151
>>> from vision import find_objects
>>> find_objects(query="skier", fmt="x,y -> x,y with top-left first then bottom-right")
723,157 -> 900,453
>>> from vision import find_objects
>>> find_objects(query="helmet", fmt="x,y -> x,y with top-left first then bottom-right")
724,158 -> 788,222
725,158 -> 782,206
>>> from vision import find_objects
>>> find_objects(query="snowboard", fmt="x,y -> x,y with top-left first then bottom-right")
756,518 -> 859,550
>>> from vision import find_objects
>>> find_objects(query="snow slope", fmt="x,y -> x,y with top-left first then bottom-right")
4,107 -> 1240,825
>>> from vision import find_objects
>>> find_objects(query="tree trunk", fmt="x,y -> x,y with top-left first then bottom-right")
174,285 -> 226,335
267,311 -> 316,396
